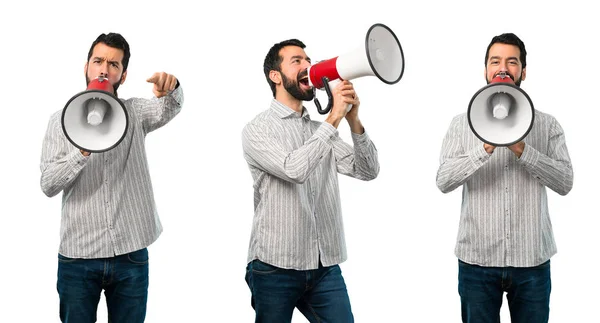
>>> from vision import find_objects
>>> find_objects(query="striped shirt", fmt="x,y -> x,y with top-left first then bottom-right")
242,99 -> 379,270
40,87 -> 183,259
436,110 -> 573,267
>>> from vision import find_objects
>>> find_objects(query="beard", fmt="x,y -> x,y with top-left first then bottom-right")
487,71 -> 522,86
85,73 -> 121,94
281,71 -> 314,101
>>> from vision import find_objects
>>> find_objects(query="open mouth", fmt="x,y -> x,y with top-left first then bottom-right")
298,70 -> 311,89
298,76 -> 311,90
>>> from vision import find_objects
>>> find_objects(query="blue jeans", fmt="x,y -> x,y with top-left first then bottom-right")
57,248 -> 149,323
458,259 -> 551,323
245,259 -> 354,323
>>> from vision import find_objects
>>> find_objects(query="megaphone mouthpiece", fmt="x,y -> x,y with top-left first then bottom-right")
492,72 -> 515,84
490,92 -> 511,120
86,99 -> 109,126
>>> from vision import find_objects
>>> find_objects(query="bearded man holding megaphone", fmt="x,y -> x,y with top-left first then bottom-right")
242,24 -> 403,321
436,33 -> 573,323
40,32 -> 183,323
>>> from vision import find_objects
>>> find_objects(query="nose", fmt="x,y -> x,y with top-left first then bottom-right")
498,62 -> 508,71
301,59 -> 311,69
99,62 -> 109,76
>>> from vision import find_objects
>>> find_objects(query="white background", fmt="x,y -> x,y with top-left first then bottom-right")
1,0 -> 598,322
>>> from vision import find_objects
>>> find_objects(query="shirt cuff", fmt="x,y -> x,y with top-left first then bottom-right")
469,144 -> 491,168
517,144 -> 539,168
66,149 -> 89,177
168,85 -> 184,106
314,122 -> 338,143
351,130 -> 370,144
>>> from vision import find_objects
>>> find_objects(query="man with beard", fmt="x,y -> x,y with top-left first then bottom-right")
436,33 -> 573,323
40,32 -> 183,323
242,39 -> 379,322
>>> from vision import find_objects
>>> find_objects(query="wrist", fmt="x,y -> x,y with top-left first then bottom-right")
347,117 -> 364,134
483,144 -> 495,154
325,114 -> 343,128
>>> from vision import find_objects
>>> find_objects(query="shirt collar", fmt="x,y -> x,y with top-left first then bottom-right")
270,99 -> 311,120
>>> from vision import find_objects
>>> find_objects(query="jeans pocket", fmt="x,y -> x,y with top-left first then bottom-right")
127,248 -> 149,265
58,253 -> 76,263
251,259 -> 280,274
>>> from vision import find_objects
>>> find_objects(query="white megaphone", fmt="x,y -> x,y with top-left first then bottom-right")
61,76 -> 129,153
307,23 -> 405,114
467,72 -> 534,146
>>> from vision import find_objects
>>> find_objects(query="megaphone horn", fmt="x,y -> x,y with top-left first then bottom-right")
308,23 -> 405,114
467,73 -> 535,146
61,76 -> 129,153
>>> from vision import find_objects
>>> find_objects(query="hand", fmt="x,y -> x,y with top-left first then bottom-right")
508,141 -> 525,158
344,86 -> 360,123
330,80 -> 358,118
325,80 -> 361,129
484,143 -> 496,154
146,72 -> 178,98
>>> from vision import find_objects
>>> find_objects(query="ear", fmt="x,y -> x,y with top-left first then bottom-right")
269,70 -> 281,85
520,67 -> 526,81
120,70 -> 127,84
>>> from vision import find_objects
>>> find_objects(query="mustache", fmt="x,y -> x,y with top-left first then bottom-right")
297,69 -> 308,81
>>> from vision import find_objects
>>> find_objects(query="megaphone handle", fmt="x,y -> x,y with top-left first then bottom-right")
326,79 -> 353,113
315,77 -> 333,114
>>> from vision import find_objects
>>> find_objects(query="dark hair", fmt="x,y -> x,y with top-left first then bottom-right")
87,33 -> 131,72
484,33 -> 526,69
263,39 -> 306,97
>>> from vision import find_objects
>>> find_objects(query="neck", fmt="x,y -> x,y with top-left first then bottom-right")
275,91 -> 303,114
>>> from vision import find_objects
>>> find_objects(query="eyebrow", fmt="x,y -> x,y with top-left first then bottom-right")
290,55 -> 311,62
92,56 -> 121,66
489,55 -> 519,62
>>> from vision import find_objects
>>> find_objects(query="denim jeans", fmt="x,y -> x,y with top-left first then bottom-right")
57,248 -> 149,323
458,259 -> 551,323
245,259 -> 354,323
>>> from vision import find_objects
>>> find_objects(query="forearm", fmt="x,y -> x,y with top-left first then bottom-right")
436,144 -> 490,193
40,149 -> 88,197
518,144 -> 573,195
347,117 -> 364,135
137,86 -> 184,133
335,131 -> 379,180
243,122 -> 337,184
